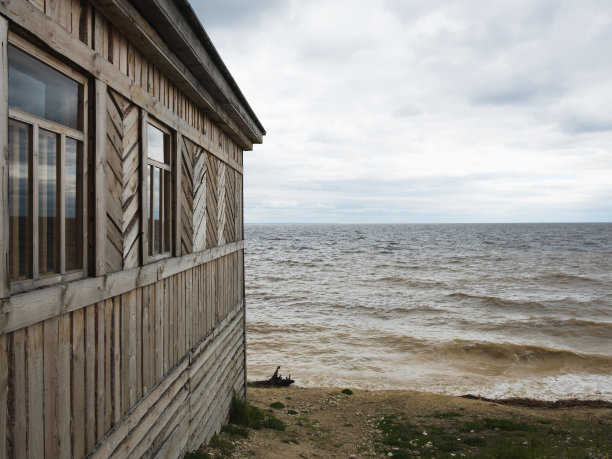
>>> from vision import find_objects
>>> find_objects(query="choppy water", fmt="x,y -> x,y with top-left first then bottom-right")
245,223 -> 612,400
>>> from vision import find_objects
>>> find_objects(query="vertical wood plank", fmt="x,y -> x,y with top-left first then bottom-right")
0,17 -> 9,298
71,309 -> 85,458
57,314 -> 72,459
154,281 -> 163,381
104,299 -> 113,432
140,110 -> 149,265
93,10 -> 104,53
95,80 -> 107,276
178,271 -> 184,357
141,285 -> 150,393
148,284 -> 155,387
27,323 -> 44,458
120,293 -> 129,414
174,133 -> 182,256
43,317 -> 59,458
136,287 -> 142,400
164,278 -> 170,372
186,267 -> 192,350
85,305 -> 96,450
70,0 -> 81,37
13,329 -> 27,458
112,297 -> 121,423
96,302 -> 106,439
0,334 -> 7,459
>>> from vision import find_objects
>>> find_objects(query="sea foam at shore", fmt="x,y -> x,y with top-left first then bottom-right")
245,223 -> 612,401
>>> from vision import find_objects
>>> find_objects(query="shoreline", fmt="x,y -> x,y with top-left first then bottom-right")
195,386 -> 612,458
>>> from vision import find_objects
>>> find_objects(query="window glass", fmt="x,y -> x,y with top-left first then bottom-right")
8,45 -> 80,129
65,138 -> 82,271
8,120 -> 32,280
153,167 -> 161,254
147,123 -> 165,163
38,129 -> 59,275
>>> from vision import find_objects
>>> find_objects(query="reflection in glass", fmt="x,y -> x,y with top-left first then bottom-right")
8,119 -> 32,280
8,45 -> 81,129
147,123 -> 165,162
65,138 -> 82,271
39,129 -> 59,275
164,169 -> 171,252
153,167 -> 161,254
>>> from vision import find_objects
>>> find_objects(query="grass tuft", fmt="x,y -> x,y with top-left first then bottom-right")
270,401 -> 285,409
341,389 -> 354,395
229,396 -> 285,431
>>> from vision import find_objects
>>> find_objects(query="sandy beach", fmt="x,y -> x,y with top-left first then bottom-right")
195,386 -> 612,458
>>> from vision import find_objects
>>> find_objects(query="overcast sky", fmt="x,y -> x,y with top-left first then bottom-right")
193,0 -> 612,223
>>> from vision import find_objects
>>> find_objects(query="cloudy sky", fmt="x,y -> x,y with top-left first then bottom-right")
193,0 -> 612,223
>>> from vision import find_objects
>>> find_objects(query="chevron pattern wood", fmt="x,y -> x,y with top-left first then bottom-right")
216,161 -> 227,245
192,143 -> 207,252
205,153 -> 218,248
235,172 -> 243,241
106,89 -> 141,273
180,136 -> 195,255
223,167 -> 236,244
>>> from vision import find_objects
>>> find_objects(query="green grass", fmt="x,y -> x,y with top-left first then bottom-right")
432,411 -> 463,419
184,452 -> 211,459
221,423 -> 249,438
287,409 -> 299,415
375,411 -> 612,458
229,397 -> 285,431
270,401 -> 285,409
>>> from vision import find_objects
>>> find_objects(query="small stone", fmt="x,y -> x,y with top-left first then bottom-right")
387,453 -> 393,457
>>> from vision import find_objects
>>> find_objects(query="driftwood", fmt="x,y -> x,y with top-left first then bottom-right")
248,366 -> 294,387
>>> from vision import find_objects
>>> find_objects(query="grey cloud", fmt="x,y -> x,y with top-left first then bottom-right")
201,0 -> 612,223
559,115 -> 612,135
470,77 -> 561,106
393,103 -> 422,118
192,0 -> 283,28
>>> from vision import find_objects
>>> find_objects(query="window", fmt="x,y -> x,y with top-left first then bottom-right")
146,120 -> 172,258
7,38 -> 87,288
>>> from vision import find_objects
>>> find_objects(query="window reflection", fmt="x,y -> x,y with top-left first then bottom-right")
8,45 -> 80,129
39,129 -> 59,275
147,123 -> 165,163
65,138 -> 82,271
8,120 -> 32,280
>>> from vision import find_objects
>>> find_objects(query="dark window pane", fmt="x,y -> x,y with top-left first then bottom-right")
8,45 -> 81,129
147,123 -> 166,163
65,138 -> 82,271
8,119 -> 32,280
39,129 -> 59,275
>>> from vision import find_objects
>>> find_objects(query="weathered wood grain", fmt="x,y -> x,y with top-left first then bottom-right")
0,17 -> 8,299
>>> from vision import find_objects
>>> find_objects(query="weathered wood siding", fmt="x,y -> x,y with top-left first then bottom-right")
0,0 -> 253,457
106,88 -> 141,273
1,252 -> 244,458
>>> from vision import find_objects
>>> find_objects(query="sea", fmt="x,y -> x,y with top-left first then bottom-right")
244,223 -> 612,401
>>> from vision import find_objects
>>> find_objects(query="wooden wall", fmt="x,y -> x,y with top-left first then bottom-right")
0,0 -> 251,457
0,252 -> 244,458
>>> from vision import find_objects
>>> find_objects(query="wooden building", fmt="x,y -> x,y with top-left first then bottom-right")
0,0 -> 264,456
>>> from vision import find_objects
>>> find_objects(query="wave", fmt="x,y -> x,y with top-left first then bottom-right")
535,273 -> 601,284
463,317 -> 612,340
447,292 -> 562,312
427,339 -> 612,375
